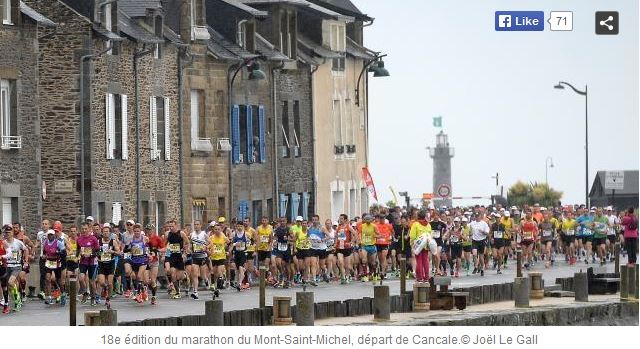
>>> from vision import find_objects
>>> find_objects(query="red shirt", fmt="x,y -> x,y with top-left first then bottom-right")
148,234 -> 165,263
336,224 -> 352,250
376,222 -> 393,245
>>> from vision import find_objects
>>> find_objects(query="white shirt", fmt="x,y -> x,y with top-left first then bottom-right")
469,220 -> 490,241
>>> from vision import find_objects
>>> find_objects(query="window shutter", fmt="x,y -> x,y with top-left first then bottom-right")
105,93 -> 114,159
290,193 -> 300,222
238,200 -> 248,220
258,105 -> 266,163
121,94 -> 128,160
150,96 -> 157,160
190,90 -> 198,140
164,97 -> 171,160
111,202 -> 122,224
246,105 -> 254,164
302,192 -> 310,220
279,194 -> 288,218
231,105 -> 240,164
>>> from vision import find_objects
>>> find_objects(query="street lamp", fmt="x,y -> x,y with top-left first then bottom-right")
545,156 -> 554,185
355,54 -> 389,106
554,81 -> 588,208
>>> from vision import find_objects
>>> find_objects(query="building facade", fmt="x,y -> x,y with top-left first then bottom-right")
0,1 -> 54,232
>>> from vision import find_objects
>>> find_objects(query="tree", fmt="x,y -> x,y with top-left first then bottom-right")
385,200 -> 397,208
507,181 -> 563,208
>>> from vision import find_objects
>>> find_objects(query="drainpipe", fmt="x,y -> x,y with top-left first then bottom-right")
133,45 -> 155,222
271,61 -> 284,219
80,43 -> 113,220
308,63 -> 318,219
177,48 -> 193,227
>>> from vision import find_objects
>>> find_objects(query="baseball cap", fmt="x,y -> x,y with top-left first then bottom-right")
47,229 -> 55,235
461,217 -> 468,222
209,221 -> 217,228
363,214 -> 373,221
295,216 -> 304,222
453,217 -> 460,222
126,219 -> 135,225
504,212 -> 511,217
144,223 -> 155,230
86,216 -> 95,222
540,207 -> 547,211
53,222 -> 63,232
217,217 -> 226,223
332,221 -> 339,226
606,206 -> 613,211
2,224 -> 12,233
510,206 -> 517,210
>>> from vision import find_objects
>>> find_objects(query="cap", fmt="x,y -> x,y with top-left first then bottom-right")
332,221 -> 339,226
504,212 -> 511,217
86,216 -> 95,222
133,223 -> 143,229
606,206 -> 613,211
461,217 -> 469,222
363,214 -> 374,221
126,219 -> 135,225
295,216 -> 304,222
144,224 -> 155,230
217,216 -> 226,223
500,208 -> 505,212
2,224 -> 12,233
209,221 -> 217,228
47,229 -> 55,235
445,210 -> 450,215
511,206 -> 518,210
540,207 -> 547,211
53,222 -> 63,232
534,203 -> 540,207
453,217 -> 460,222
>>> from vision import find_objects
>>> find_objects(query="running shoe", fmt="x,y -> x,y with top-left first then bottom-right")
213,289 -> 220,298
480,269 -> 484,276
141,290 -> 149,302
151,296 -> 157,305
38,291 -> 45,300
240,283 -> 250,290
101,287 -> 108,298
95,295 -> 102,305
2,305 -> 9,314
90,297 -> 97,307
190,292 -> 199,300
135,293 -> 143,303
105,298 -> 111,309
497,269 -> 502,275
454,271 -> 459,278
44,297 -> 54,305
81,292 -> 89,304
123,289 -> 132,298
472,267 -> 478,275
309,280 -> 318,287
361,275 -> 369,282
172,293 -> 182,299
52,289 -> 61,299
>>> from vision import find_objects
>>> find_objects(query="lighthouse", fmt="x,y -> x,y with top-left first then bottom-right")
428,131 -> 454,208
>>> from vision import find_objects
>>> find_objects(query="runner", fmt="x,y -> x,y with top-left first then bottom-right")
121,220 -> 135,298
42,228 -> 65,305
461,217 -> 473,275
242,217 -> 257,286
429,213 -> 447,276
520,211 -> 538,269
357,215 -> 380,282
189,220 -> 209,300
409,211 -> 432,282
375,214 -> 393,278
490,213 -> 506,274
291,216 -> 313,284
207,223 -> 228,297
96,225 -> 119,308
592,208 -> 609,265
230,221 -> 250,291
576,208 -> 595,264
35,219 -> 51,300
146,224 -> 165,305
272,217 -> 292,288
449,217 -> 463,277
2,225 -> 28,312
77,223 -> 100,306
469,213 -> 490,276
165,220 -> 190,299
539,211 -> 556,268
0,234 -> 8,313
308,215 -> 325,285
255,217 -> 274,285
323,219 -> 337,282
12,223 -> 34,301
561,211 -> 577,265
606,207 -> 620,261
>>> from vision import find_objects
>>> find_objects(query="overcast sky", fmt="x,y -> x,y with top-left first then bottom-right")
353,0 -> 639,207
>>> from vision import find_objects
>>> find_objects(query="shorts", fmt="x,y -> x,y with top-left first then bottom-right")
234,252 -> 247,267
472,239 -> 487,254
562,235 -> 575,244
450,244 -> 463,259
607,235 -> 617,243
593,237 -> 607,246
462,245 -> 472,253
246,251 -> 255,260
273,250 -> 292,263
336,248 -> 352,258
390,241 -> 401,254
492,239 -> 506,249
131,263 -> 147,273
361,245 -> 377,256
98,262 -> 115,276
192,257 -> 208,266
184,255 -> 193,266
521,240 -> 534,247
434,238 -> 444,247
375,244 -> 389,253
79,264 -> 98,279
581,236 -> 593,244
210,259 -> 225,267
169,254 -> 185,270
45,267 -> 63,281
295,249 -> 312,259
541,237 -> 554,244
314,249 -> 328,260
0,266 -> 6,280
258,251 -> 271,262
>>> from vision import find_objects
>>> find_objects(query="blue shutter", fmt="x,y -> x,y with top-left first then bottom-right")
246,105 -> 254,164
238,200 -> 249,220
302,192 -> 310,220
279,194 -> 288,218
231,105 -> 240,164
290,193 -> 300,222
258,105 -> 266,163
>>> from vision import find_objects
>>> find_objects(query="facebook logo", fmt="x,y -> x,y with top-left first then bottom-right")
498,15 -> 512,28
495,11 -> 545,31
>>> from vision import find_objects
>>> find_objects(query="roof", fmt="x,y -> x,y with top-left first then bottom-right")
59,0 -> 94,19
92,25 -> 125,41
346,37 -> 374,60
255,33 -> 290,61
306,0 -> 372,21
20,1 -> 56,27
219,0 -> 268,17
240,0 -> 352,21
297,34 -> 343,59
589,170 -> 639,197
296,48 -> 322,65
118,0 -> 162,17
163,26 -> 184,45
118,13 -> 164,44
207,27 -> 258,61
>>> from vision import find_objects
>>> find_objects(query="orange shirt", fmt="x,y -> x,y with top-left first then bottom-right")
375,222 -> 393,245
521,220 -> 538,241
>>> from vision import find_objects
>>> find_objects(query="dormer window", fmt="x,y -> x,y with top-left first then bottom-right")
278,10 -> 296,59
102,2 -> 119,55
330,23 -> 345,71
190,0 -> 209,41
154,15 -> 163,59
2,0 -> 12,25
237,20 -> 255,52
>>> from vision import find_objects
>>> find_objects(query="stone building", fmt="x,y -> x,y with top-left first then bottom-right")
298,0 -> 378,221
0,1 -> 54,233
25,0 -> 181,226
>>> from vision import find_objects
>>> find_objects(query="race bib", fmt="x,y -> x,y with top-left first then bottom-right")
516,234 -> 522,243
260,236 -> 270,243
583,228 -> 592,235
362,235 -> 374,246
193,244 -> 205,252
450,235 -> 459,243
432,230 -> 441,238
301,240 -> 312,250
523,232 -> 533,240
131,247 -> 143,256
100,253 -> 112,262
212,245 -> 224,254
168,243 -> 181,253
11,251 -> 18,261
338,239 -> 345,249
123,252 -> 132,260
607,227 -> 616,236
45,260 -> 58,269
236,242 -> 246,250
80,247 -> 92,257
543,230 -> 552,237
566,230 -> 575,236
277,242 -> 289,252
493,231 -> 503,239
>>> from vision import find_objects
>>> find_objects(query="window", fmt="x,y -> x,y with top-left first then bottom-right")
231,105 -> 241,164
104,3 -> 113,55
289,193 -> 300,223
150,96 -> 170,160
1,79 -> 19,149
217,197 -> 226,218
251,106 -> 259,163
252,200 -> 262,227
238,21 -> 255,52
288,12 -> 296,58
281,101 -> 290,158
239,105 -> 247,163
190,90 -> 206,139
141,201 -> 151,227
105,93 -> 128,159
97,202 -> 106,224
156,201 -> 165,231
1,197 -> 18,226
333,99 -> 342,147
2,0 -> 12,25
330,24 -> 345,71
154,16 -> 163,59
292,100 -> 301,157
192,199 -> 206,225
344,99 -> 354,152
111,202 -> 122,225
360,188 -> 369,214
279,11 -> 288,55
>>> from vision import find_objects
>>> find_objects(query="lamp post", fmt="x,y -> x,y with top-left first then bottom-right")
545,156 -> 554,185
355,54 -> 389,106
554,81 -> 588,208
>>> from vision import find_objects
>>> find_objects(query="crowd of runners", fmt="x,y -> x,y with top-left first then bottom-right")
0,203 -> 637,314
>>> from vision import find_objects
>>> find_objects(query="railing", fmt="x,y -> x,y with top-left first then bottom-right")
192,137 -> 213,152
1,135 -> 22,150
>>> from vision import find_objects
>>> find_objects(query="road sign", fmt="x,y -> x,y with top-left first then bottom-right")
422,193 -> 433,200
604,171 -> 624,190
437,184 -> 451,198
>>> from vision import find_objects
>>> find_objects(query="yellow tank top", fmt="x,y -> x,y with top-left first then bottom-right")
246,228 -> 256,252
292,225 -> 310,250
361,223 -> 376,246
208,235 -> 226,260
257,225 -> 273,251
67,240 -> 79,262
462,226 -> 472,246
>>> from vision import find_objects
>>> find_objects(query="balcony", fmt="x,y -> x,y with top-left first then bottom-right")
1,135 -> 22,150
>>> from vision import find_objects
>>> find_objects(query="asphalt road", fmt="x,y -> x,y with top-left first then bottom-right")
0,256 -> 624,326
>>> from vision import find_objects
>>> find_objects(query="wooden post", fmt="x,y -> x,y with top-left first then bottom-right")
69,277 -> 77,326
205,300 -> 224,326
99,309 -> 118,326
84,311 -> 101,326
516,249 -> 523,278
614,242 -> 620,277
399,257 -> 406,295
259,265 -> 266,308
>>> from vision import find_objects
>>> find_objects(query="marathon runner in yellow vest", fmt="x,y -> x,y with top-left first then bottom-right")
357,215 -> 381,282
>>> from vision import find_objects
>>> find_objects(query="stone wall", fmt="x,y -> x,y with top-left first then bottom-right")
0,13 -> 42,234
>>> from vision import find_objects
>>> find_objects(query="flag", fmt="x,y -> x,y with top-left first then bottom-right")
362,167 -> 378,202
433,116 -> 442,128
389,186 -> 400,205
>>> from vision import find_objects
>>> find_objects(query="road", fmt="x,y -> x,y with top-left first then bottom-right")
0,257 -> 623,326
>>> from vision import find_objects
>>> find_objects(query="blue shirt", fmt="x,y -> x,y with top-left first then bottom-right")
575,215 -> 594,236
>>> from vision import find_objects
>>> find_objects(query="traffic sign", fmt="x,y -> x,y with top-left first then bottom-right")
604,171 -> 624,190
437,184 -> 451,198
